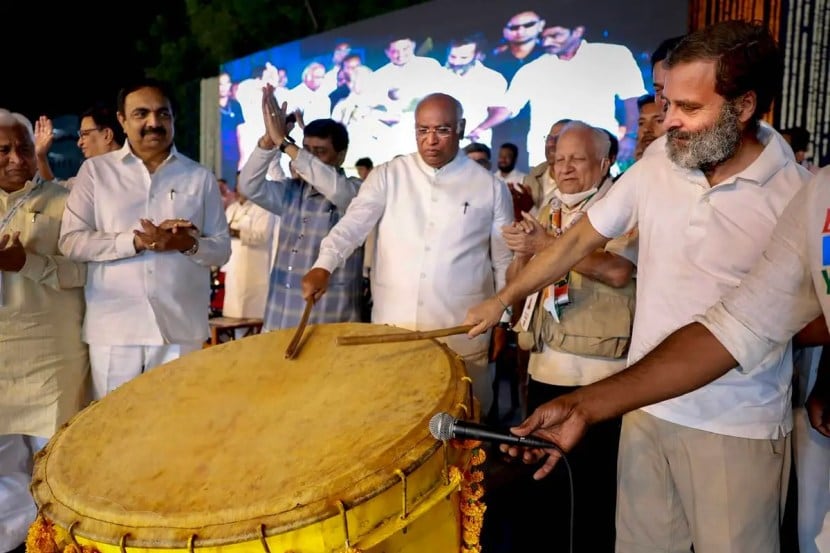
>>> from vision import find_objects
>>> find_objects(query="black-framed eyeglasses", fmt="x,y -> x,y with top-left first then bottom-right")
78,127 -> 102,138
505,21 -> 540,31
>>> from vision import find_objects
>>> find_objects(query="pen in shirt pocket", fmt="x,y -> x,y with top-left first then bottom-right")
463,201 -> 470,214
169,189 -> 176,200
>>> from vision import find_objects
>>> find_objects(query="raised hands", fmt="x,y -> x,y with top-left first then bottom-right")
34,116 -> 54,159
260,84 -> 299,148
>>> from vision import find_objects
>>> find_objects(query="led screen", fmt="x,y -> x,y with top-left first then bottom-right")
219,0 -> 687,182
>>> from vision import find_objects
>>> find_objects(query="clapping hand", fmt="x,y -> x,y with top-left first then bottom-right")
501,212 -> 553,257
133,219 -> 196,253
0,232 -> 26,272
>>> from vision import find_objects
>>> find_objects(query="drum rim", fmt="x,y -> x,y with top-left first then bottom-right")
31,324 -> 473,548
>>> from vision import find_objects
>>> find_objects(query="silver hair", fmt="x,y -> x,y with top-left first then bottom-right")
0,109 -> 34,142
558,120 -> 610,161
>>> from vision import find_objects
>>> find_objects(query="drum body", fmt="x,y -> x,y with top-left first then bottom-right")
30,323 -> 476,552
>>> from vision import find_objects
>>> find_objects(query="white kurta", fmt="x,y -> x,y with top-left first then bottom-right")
59,143 -> 231,345
0,179 -> 88,437
315,151 -> 514,360
222,200 -> 276,319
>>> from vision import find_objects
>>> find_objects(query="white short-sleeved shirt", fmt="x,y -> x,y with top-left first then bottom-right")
502,41 -> 647,164
441,62 -> 508,148
699,167 -> 830,378
587,127 -> 812,438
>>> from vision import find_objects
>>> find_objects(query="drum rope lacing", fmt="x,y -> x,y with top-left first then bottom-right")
26,355 -> 480,553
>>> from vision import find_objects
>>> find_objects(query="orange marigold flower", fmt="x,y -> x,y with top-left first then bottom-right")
26,516 -> 59,553
464,470 -> 485,483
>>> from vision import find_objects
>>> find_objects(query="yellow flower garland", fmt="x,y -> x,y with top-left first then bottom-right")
450,438 -> 487,553
27,515 -> 99,553
28,440 -> 486,553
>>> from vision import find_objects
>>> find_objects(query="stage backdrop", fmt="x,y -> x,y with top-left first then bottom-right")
216,0 -> 688,181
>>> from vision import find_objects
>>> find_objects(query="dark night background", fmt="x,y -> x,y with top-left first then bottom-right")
2,0 -> 429,161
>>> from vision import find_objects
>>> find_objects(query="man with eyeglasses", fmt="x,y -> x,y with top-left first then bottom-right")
302,93 -> 513,416
33,104 -> 125,189
487,11 -> 546,173
471,22 -> 647,169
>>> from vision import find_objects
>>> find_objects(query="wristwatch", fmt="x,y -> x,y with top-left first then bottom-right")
278,136 -> 296,153
181,236 -> 199,256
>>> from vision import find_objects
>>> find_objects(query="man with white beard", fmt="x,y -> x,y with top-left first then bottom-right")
465,20 -> 811,552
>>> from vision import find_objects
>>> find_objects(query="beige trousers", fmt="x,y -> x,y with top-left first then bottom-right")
616,409 -> 790,553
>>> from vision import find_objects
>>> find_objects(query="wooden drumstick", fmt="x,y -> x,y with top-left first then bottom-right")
285,298 -> 315,359
336,325 -> 475,346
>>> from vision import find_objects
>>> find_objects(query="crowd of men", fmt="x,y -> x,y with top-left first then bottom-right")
1,17 -> 828,553
219,9 -> 650,182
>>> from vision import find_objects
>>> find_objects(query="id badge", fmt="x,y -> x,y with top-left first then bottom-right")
518,291 -> 539,331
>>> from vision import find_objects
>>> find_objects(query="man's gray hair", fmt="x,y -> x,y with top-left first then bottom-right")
0,109 -> 34,141
559,120 -> 611,161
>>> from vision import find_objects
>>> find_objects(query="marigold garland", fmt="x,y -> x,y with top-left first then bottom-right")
26,515 -> 100,553
450,438 -> 487,553
28,439 -> 487,553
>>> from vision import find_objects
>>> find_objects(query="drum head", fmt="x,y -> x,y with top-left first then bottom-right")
32,323 -> 469,548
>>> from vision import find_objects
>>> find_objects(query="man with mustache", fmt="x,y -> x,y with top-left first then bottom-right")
465,21 -> 812,552
59,78 -> 231,399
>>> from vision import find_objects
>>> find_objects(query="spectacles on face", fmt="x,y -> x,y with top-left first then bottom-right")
416,126 -> 455,138
505,20 -> 540,31
78,128 -> 102,139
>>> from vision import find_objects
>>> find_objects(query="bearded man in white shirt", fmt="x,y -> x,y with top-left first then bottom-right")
302,93 -> 513,415
465,21 -> 811,552
60,78 -> 231,400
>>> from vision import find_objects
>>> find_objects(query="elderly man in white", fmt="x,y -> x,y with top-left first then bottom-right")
302,93 -> 513,415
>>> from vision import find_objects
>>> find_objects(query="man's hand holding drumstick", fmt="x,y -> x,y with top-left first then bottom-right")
302,267 -> 331,303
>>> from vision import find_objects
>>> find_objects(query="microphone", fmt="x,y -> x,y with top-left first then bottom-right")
428,412 -> 559,450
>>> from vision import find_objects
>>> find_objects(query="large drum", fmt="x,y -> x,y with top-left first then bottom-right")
29,323 -> 483,553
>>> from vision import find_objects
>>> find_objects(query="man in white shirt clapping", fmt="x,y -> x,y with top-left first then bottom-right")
60,78 -> 230,400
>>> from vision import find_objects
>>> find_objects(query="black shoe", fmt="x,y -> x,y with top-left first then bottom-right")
6,543 -> 26,553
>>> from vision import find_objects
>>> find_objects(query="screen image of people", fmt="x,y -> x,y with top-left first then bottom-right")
219,0 -> 683,178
